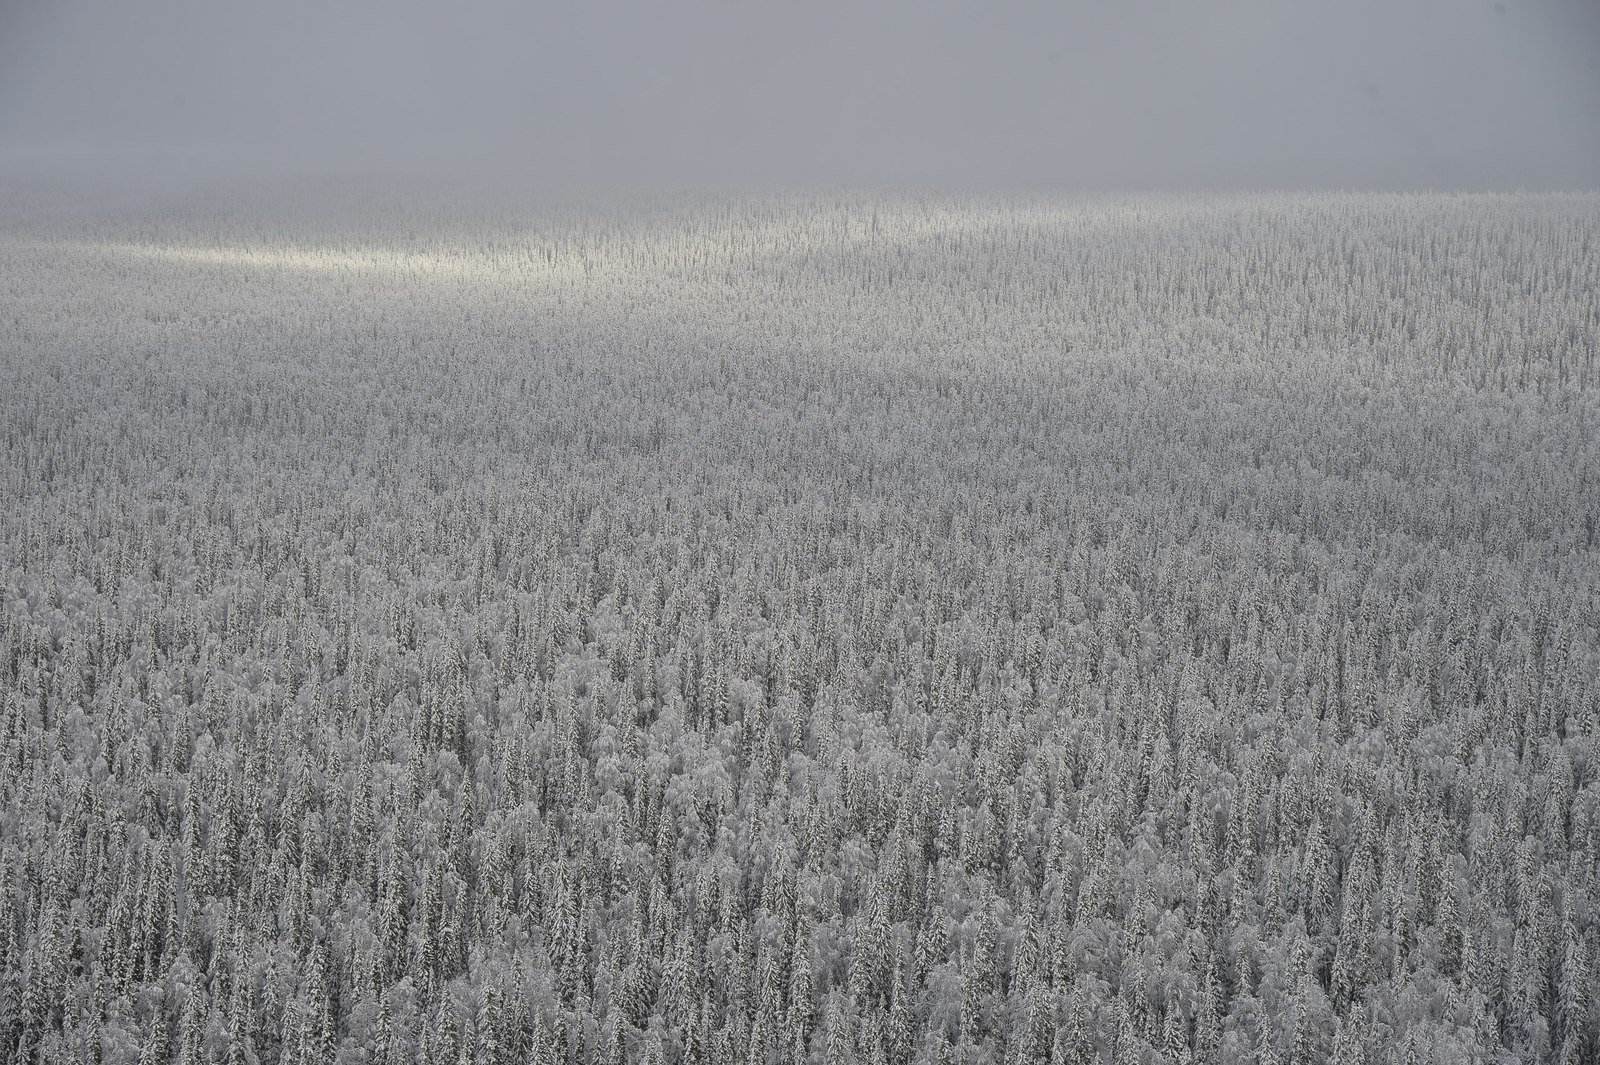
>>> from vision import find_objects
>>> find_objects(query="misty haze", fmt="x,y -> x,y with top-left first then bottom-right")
2,3 -> 1599,1065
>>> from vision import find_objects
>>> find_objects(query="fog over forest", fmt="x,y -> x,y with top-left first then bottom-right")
2,5 -> 1599,1065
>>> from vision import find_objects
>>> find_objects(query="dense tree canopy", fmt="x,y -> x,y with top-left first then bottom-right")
1,187 -> 1597,1063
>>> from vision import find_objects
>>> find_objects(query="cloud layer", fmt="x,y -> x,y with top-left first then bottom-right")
2,0 -> 1597,187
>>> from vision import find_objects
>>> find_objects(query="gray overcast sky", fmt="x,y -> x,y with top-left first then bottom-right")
1,0 -> 1597,188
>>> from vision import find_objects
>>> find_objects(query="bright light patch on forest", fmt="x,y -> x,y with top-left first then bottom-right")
2,184 -> 1599,1065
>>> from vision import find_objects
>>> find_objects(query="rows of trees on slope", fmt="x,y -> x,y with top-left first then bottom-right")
1,188 -> 1597,1063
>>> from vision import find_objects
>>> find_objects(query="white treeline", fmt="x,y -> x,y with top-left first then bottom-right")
0,186 -> 1597,1064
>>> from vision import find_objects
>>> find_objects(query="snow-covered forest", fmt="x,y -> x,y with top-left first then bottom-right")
2,185 -> 1598,1064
